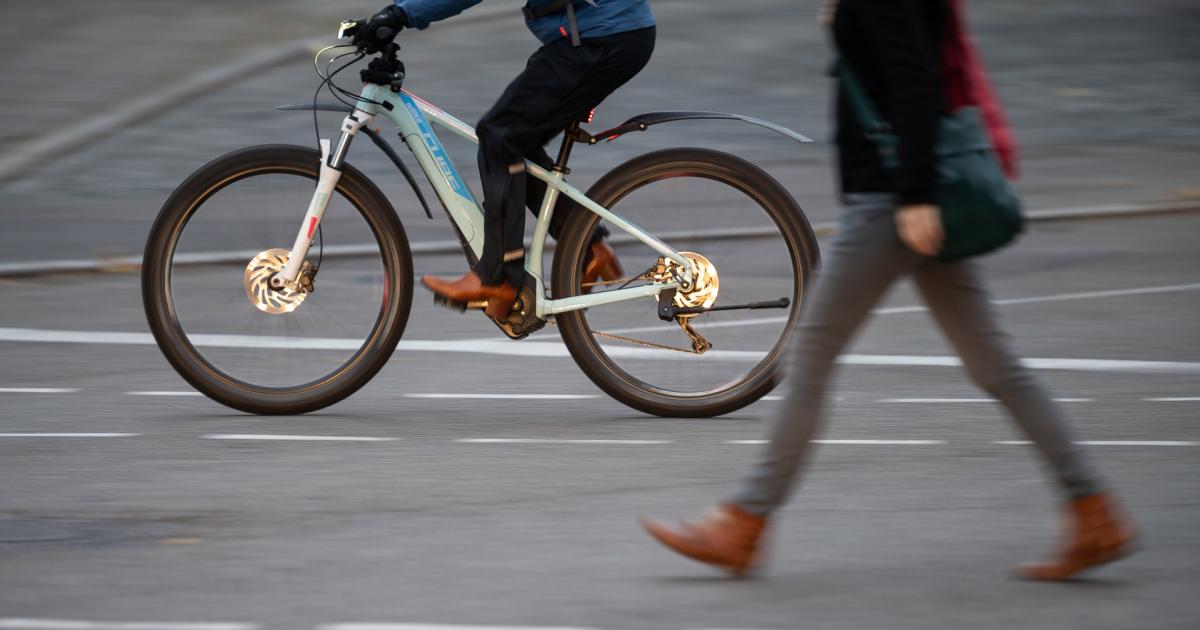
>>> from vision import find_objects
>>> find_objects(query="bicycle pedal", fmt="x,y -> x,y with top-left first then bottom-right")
432,294 -> 488,313
432,294 -> 468,312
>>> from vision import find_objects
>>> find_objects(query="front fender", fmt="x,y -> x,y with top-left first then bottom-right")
586,111 -> 813,145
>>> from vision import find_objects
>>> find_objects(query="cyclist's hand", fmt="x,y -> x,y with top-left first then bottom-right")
353,4 -> 407,53
896,203 -> 943,256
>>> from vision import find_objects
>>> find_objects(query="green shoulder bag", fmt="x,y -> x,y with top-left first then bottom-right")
836,58 -> 1024,261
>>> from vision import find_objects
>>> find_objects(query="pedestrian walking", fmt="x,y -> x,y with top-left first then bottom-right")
640,0 -> 1138,581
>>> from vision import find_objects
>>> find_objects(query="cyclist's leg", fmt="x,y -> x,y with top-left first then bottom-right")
522,148 -> 575,241
475,28 -> 655,285
523,148 -> 605,245
527,27 -> 655,238
423,41 -> 596,313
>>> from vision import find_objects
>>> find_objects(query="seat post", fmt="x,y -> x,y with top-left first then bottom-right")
553,120 -> 582,173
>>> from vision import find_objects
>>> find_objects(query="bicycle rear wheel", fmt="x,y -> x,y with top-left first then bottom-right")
142,145 -> 412,414
552,148 -> 818,417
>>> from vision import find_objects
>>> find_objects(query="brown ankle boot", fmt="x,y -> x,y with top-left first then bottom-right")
420,270 -> 517,319
581,239 -> 623,292
1016,492 -> 1138,581
641,503 -> 768,576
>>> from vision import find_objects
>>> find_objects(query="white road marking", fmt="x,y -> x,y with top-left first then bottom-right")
991,282 -> 1200,307
598,304 -> 924,336
996,440 -> 1196,447
125,391 -> 203,397
0,620 -> 256,630
879,397 -> 1093,403
758,395 -> 842,402
2,327 -> 1198,374
0,433 -> 139,438
404,393 -> 600,400
202,434 -> 398,442
818,439 -> 946,445
1144,397 -> 1200,402
727,439 -> 945,445
842,354 -> 1200,374
0,387 -> 79,394
321,624 -> 594,630
596,281 -> 1200,335
456,438 -> 672,445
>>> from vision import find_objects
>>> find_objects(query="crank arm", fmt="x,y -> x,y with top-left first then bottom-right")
671,297 -> 791,317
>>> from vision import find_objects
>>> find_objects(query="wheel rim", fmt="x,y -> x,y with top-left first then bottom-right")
160,167 -> 395,392
567,164 -> 806,400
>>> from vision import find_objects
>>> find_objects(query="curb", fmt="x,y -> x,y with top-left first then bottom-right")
0,3 -> 523,185
0,200 -> 1196,278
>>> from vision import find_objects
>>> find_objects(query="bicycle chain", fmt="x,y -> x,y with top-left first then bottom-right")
546,319 -> 700,355
548,269 -> 703,354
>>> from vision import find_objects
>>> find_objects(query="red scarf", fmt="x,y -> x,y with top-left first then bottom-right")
940,0 -> 1019,179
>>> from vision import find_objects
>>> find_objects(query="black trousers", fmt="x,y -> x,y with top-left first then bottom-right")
474,26 -> 656,287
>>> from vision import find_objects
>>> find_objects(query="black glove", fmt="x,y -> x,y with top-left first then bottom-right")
353,4 -> 407,53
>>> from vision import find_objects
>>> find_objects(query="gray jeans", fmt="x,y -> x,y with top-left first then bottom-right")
732,193 -> 1102,514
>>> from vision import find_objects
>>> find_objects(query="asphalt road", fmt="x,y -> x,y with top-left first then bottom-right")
2,1 -> 1199,264
1,1 -> 1199,629
2,211 -> 1199,629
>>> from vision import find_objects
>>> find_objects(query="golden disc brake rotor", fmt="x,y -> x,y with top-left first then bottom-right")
650,251 -> 719,317
243,248 -> 312,315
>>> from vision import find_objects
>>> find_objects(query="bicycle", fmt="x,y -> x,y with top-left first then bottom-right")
142,19 -> 820,418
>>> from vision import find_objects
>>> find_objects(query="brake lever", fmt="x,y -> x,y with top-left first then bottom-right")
338,19 -> 362,40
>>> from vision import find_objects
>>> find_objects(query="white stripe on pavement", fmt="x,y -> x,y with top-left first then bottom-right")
125,391 -> 203,397
456,438 -> 672,445
0,433 -> 139,438
404,393 -> 600,400
879,397 -> 1093,403
598,281 -> 1200,335
0,387 -> 79,394
996,440 -> 1197,447
321,624 -> 595,630
202,434 -> 398,442
2,327 -> 1199,374
992,282 -> 1200,306
0,620 -> 256,630
1144,397 -> 1200,402
728,439 -> 946,445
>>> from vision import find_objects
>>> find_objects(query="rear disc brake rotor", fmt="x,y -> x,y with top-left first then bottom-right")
652,251 -> 719,317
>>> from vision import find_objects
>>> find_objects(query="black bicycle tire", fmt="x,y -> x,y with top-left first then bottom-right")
552,147 -> 819,418
141,144 -> 413,415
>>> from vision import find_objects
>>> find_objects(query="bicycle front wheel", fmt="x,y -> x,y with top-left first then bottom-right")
142,145 -> 413,415
552,148 -> 818,417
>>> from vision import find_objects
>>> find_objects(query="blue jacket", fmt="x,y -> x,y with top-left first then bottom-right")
394,0 -> 655,45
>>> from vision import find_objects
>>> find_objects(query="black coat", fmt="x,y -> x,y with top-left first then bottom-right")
834,0 -> 947,206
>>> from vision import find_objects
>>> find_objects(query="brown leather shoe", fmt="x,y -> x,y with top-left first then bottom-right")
1015,492 -> 1138,581
582,239 -> 624,292
421,270 -> 517,319
640,503 -> 768,576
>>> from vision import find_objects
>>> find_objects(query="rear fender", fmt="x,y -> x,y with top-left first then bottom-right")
585,111 -> 813,145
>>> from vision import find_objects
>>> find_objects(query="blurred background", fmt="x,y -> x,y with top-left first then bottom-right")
0,1 -> 1197,629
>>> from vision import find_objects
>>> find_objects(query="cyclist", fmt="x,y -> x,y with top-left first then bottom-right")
355,1 -> 656,318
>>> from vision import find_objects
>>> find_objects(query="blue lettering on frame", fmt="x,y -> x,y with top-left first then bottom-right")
400,94 -> 475,202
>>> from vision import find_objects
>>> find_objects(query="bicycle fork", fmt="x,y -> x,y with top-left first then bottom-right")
271,110 -> 375,289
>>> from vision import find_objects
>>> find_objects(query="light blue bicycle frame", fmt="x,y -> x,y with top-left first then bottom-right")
279,82 -> 693,320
